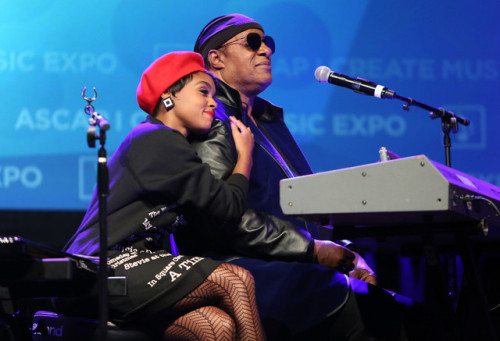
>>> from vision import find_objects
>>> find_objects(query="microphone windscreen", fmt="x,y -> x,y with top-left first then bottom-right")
314,66 -> 331,83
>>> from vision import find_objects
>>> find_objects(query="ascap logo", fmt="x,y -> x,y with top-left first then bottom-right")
14,108 -> 145,132
470,172 -> 500,187
78,156 -> 97,201
334,58 -> 498,82
286,113 -> 406,137
332,114 -> 405,137
0,165 -> 42,188
0,50 -> 117,74
47,325 -> 64,337
0,236 -> 16,243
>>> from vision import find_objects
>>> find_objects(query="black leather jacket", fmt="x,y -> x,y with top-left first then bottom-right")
175,81 -> 317,262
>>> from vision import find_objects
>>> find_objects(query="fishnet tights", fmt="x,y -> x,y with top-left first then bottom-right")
164,263 -> 265,341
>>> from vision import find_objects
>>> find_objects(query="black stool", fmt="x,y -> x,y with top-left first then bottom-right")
32,311 -> 153,341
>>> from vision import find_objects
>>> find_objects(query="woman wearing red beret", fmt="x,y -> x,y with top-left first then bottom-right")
64,51 -> 265,340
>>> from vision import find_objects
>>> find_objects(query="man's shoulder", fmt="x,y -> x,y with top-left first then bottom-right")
214,80 -> 283,122
254,97 -> 284,122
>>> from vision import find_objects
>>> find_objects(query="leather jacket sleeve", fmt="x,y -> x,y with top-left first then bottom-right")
190,119 -> 315,263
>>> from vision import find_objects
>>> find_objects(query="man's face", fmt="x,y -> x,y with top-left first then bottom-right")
217,28 -> 273,97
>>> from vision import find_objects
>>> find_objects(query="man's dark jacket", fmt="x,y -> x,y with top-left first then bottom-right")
178,80 -> 319,262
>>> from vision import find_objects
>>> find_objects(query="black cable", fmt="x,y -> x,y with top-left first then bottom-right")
459,195 -> 500,216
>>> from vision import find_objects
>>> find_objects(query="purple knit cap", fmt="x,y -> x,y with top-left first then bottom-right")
194,14 -> 263,60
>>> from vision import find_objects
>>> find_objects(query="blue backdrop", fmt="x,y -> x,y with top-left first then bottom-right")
1,0 -> 499,211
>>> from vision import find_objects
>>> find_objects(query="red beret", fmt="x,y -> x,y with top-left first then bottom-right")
137,51 -> 207,114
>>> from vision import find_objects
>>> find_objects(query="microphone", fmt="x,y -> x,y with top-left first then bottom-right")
314,66 -> 396,99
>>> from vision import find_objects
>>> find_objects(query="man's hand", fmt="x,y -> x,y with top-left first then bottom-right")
313,239 -> 355,270
313,240 -> 377,285
349,252 -> 377,285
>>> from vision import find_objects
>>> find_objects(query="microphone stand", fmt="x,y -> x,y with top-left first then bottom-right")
82,87 -> 110,341
390,93 -> 475,336
391,94 -> 470,168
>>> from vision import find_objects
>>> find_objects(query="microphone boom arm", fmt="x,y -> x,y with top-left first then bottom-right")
393,93 -> 470,127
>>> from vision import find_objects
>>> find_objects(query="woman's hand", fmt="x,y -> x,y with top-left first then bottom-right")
230,116 -> 254,157
230,116 -> 254,179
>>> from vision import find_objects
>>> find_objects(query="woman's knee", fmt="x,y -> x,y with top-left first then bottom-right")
219,263 -> 255,287
195,306 -> 237,339
164,306 -> 236,340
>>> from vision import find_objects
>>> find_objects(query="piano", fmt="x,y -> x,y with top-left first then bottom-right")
280,155 -> 500,339
0,237 -> 127,340
280,155 -> 500,236
0,236 -> 126,302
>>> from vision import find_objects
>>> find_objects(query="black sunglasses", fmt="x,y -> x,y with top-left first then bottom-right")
221,33 -> 275,54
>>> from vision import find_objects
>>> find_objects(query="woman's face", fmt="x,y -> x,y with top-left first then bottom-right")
164,72 -> 217,136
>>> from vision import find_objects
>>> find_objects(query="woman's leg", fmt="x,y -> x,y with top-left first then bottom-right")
164,306 -> 236,341
166,263 -> 265,341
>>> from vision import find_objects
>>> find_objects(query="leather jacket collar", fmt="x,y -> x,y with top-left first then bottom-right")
215,80 -> 284,123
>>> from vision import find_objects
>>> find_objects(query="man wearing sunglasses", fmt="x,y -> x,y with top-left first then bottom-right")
174,13 -> 439,340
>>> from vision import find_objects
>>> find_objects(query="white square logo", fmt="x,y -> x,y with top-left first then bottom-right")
443,105 -> 486,150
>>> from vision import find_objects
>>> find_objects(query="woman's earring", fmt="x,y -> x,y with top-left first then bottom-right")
163,96 -> 175,111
